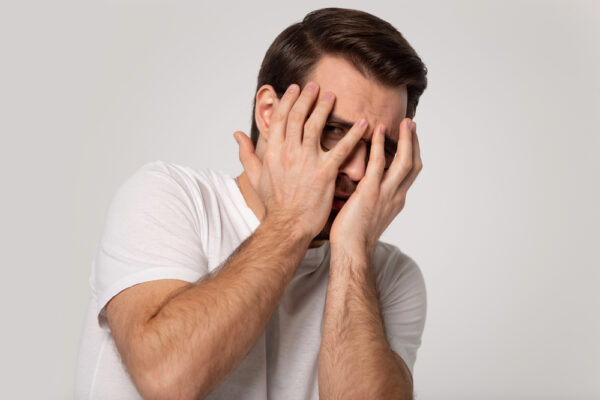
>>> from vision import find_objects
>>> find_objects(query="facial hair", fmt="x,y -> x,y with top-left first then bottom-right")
315,173 -> 355,241
311,209 -> 339,241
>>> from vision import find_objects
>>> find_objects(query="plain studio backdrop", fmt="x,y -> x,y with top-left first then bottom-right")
1,0 -> 598,399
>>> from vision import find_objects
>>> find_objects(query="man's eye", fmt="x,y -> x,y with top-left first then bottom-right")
323,125 -> 346,140
324,125 -> 342,133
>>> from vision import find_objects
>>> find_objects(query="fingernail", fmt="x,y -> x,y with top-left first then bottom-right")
322,91 -> 334,101
233,133 -> 239,143
306,82 -> 318,91
358,119 -> 367,128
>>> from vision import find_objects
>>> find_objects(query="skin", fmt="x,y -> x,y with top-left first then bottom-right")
235,55 -> 422,398
104,54 -> 421,400
236,55 -> 415,248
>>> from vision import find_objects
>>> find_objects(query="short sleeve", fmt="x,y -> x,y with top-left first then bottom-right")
90,161 -> 209,328
376,247 -> 427,376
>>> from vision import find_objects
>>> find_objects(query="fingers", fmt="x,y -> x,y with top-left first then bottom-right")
302,90 -> 336,148
396,121 -> 422,195
326,118 -> 368,169
269,84 -> 300,147
364,124 -> 387,185
384,118 -> 413,189
285,82 -> 320,149
233,131 -> 262,190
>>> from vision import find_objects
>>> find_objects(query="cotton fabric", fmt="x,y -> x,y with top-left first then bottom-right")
75,160 -> 427,399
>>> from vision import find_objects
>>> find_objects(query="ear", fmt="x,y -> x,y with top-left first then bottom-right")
254,84 -> 280,142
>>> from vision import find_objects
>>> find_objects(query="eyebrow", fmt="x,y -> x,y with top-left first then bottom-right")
326,115 -> 399,154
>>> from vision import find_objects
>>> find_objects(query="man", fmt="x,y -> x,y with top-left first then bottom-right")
76,7 -> 428,400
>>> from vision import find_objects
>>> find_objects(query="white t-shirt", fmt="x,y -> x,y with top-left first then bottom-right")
75,160 -> 427,399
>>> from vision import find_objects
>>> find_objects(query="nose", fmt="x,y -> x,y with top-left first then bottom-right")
338,140 -> 369,182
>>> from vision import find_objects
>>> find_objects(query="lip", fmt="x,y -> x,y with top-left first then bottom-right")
332,196 -> 347,211
334,191 -> 351,200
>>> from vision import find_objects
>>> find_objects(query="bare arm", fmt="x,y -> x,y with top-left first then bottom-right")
107,81 -> 366,400
322,117 -> 422,398
318,246 -> 413,399
106,216 -> 312,400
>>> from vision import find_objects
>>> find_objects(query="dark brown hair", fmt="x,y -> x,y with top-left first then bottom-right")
250,7 -> 428,146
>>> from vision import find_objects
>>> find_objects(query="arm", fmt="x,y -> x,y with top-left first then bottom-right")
107,81 -> 367,400
323,118 -> 422,398
318,246 -> 413,399
106,216 -> 312,400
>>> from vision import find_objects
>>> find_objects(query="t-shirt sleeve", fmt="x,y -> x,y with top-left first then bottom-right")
376,247 -> 427,376
90,161 -> 209,328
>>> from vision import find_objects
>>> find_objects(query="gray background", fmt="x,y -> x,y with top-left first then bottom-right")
1,0 -> 598,398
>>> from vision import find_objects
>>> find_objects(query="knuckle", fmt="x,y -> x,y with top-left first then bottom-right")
400,158 -> 413,171
366,189 -> 379,203
373,153 -> 385,164
314,167 -> 329,183
396,197 -> 406,209
271,112 -> 285,125
303,119 -> 314,132
330,148 -> 347,163
288,109 -> 304,125
263,150 -> 276,165
281,151 -> 295,165
318,98 -> 332,110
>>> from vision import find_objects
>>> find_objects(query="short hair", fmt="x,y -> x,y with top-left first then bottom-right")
250,7 -> 429,146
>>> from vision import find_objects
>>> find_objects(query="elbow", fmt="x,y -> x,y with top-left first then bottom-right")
134,364 -> 208,400
119,326 -> 212,399
135,367 -> 179,400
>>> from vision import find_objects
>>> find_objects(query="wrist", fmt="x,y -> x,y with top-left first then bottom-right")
330,241 -> 374,270
261,212 -> 313,247
330,238 -> 375,260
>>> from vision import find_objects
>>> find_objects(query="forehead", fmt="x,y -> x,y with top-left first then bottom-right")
305,55 -> 407,140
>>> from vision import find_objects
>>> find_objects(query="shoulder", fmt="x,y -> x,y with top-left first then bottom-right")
111,160 -> 230,213
100,160 -> 234,248
373,240 -> 422,276
92,161 -> 221,322
372,241 -> 427,376
372,240 -> 426,303
120,160 -> 220,196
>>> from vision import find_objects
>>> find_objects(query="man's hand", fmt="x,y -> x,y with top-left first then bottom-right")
329,118 -> 422,256
234,82 -> 368,239
320,118 -> 420,398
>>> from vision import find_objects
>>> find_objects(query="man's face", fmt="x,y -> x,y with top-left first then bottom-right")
306,55 -> 408,243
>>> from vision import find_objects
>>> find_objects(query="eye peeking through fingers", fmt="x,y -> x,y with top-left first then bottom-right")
320,124 -> 346,152
320,124 -> 395,170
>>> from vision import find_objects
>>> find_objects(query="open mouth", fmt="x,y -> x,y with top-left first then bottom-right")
332,196 -> 347,211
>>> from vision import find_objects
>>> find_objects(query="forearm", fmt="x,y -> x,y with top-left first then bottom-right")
131,216 -> 312,399
318,246 -> 413,400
